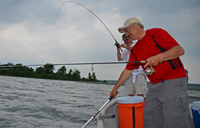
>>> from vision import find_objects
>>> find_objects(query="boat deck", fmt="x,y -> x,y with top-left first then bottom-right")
187,116 -> 195,128
97,95 -> 200,128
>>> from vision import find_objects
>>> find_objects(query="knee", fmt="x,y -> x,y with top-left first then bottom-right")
143,109 -> 154,124
164,116 -> 187,128
144,109 -> 163,128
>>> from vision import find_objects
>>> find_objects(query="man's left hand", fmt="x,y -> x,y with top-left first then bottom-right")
144,55 -> 162,68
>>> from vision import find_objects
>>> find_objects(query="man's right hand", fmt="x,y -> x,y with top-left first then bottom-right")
115,42 -> 120,48
110,88 -> 118,99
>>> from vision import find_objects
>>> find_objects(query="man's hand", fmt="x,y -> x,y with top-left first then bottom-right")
110,88 -> 118,99
121,44 -> 132,51
120,43 -> 126,48
144,55 -> 162,68
144,46 -> 185,68
115,42 -> 121,49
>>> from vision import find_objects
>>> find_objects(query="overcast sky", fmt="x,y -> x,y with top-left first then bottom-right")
0,0 -> 199,84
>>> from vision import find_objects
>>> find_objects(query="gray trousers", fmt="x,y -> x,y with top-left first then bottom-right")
144,77 -> 188,128
123,73 -> 148,95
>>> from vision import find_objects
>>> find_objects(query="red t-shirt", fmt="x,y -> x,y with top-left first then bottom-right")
126,28 -> 187,84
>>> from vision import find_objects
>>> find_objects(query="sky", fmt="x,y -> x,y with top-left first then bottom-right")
0,0 -> 200,84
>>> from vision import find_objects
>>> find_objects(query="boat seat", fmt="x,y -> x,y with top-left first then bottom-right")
98,99 -> 119,128
99,114 -> 115,119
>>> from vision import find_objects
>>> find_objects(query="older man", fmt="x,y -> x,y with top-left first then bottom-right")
110,17 -> 188,128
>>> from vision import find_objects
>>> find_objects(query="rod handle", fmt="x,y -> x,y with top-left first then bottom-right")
109,91 -> 118,100
140,61 -> 147,64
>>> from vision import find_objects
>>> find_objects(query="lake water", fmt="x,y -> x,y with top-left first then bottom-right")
0,76 -> 199,128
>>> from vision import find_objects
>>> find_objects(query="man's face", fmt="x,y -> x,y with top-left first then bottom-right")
124,23 -> 137,40
124,38 -> 132,46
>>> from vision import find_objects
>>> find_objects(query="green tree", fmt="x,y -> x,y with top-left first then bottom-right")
81,77 -> 87,81
36,67 -> 45,74
15,63 -> 34,72
88,72 -> 92,80
0,63 -> 99,82
68,69 -> 73,79
5,63 -> 14,66
44,63 -> 54,74
57,66 -> 66,75
72,69 -> 80,80
92,72 -> 97,81
15,63 -> 23,67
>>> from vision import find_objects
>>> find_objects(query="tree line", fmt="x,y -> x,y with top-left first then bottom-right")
0,63 -> 102,82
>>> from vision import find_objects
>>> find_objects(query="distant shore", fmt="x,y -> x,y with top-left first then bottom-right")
0,75 -> 199,91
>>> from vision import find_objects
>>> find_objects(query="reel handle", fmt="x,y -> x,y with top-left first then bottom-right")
145,65 -> 155,75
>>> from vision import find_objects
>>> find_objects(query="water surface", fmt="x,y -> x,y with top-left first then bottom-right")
0,76 -> 198,128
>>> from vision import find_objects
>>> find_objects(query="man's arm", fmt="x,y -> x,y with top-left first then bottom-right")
144,45 -> 185,68
117,47 -> 122,61
110,69 -> 133,98
121,44 -> 132,51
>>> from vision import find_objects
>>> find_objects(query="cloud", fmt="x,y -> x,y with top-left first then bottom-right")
181,54 -> 200,84
0,0 -> 200,83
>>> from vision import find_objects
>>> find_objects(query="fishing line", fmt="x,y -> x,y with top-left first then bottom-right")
56,1 -> 122,51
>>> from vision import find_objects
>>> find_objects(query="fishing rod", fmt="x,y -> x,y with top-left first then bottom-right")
0,61 -> 155,75
56,1 -> 123,51
0,61 -> 147,68
82,92 -> 118,128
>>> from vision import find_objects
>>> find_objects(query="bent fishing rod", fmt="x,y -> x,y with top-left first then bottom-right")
56,1 -> 122,51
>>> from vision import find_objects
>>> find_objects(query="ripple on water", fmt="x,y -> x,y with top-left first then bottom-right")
3,76 -> 198,127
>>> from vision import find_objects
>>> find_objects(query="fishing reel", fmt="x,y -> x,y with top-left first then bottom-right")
114,42 -> 123,52
145,65 -> 155,75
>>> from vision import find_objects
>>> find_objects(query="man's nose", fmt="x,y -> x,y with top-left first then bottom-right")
126,32 -> 130,36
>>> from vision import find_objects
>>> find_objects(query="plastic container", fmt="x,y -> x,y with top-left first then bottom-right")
192,101 -> 200,128
117,96 -> 144,128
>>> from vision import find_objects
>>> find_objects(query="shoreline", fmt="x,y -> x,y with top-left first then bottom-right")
0,75 -> 200,91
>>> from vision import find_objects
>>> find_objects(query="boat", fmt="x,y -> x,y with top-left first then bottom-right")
97,94 -> 200,128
